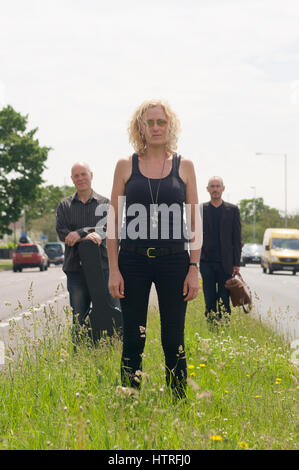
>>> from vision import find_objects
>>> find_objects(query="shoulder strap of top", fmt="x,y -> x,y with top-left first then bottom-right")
131,153 -> 140,175
173,153 -> 181,175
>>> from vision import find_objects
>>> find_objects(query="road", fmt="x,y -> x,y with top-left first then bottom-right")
0,265 -> 68,322
239,264 -> 299,342
0,263 -> 298,344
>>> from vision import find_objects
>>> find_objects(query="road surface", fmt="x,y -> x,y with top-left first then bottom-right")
0,265 -> 68,322
150,264 -> 298,342
239,264 -> 299,342
0,263 -> 298,345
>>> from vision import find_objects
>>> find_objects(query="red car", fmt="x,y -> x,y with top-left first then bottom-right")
12,243 -> 49,272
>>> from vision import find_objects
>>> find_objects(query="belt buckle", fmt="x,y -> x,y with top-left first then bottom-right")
147,247 -> 156,258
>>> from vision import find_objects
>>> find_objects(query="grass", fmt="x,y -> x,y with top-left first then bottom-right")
0,293 -> 298,450
0,260 -> 12,271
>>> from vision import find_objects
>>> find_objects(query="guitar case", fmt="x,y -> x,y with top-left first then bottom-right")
78,240 -> 122,341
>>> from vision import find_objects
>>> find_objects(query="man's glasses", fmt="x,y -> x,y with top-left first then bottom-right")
144,119 -> 168,128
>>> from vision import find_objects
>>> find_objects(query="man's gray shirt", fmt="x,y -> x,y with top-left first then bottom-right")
56,190 -> 109,273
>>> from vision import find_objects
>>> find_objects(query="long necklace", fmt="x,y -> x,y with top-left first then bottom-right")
146,157 -> 167,229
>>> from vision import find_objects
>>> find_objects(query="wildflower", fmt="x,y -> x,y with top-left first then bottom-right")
188,364 -> 195,370
199,364 -> 206,368
210,435 -> 223,441
187,378 -> 199,391
224,390 -> 229,394
239,441 -> 249,449
254,395 -> 261,398
246,374 -> 250,378
275,378 -> 282,385
190,372 -> 196,377
116,386 -> 139,397
76,392 -> 80,399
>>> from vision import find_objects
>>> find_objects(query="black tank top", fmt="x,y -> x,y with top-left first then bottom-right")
120,153 -> 188,248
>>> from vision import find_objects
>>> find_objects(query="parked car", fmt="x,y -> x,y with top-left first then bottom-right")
44,242 -> 64,266
12,243 -> 49,272
240,243 -> 263,266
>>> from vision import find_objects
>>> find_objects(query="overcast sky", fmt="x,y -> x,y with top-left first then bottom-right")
1,0 -> 299,214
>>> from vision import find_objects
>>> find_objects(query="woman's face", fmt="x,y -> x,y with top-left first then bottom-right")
141,105 -> 169,148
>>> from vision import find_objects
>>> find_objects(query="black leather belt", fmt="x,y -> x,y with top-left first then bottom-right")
120,246 -> 186,258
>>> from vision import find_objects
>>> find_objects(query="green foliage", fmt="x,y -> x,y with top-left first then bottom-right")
0,241 -> 16,250
0,105 -> 50,236
26,184 -> 74,241
239,198 -> 266,223
26,185 -> 74,223
238,198 -> 296,244
29,213 -> 57,242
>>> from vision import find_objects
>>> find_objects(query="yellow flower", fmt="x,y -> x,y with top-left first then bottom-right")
199,363 -> 206,368
246,374 -> 250,378
188,364 -> 195,370
210,435 -> 223,441
190,372 -> 196,377
296,386 -> 299,390
224,390 -> 229,394
254,395 -> 261,398
239,441 -> 249,449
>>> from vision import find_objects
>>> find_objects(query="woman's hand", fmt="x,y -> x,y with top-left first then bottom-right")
183,267 -> 199,301
109,269 -> 125,299
84,232 -> 102,245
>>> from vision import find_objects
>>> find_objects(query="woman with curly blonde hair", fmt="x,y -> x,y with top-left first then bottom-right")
107,99 -> 202,399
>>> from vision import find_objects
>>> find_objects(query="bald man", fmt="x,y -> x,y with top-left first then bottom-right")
200,176 -> 241,323
56,162 -> 114,333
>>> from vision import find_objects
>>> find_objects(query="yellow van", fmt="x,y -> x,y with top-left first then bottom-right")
261,228 -> 299,275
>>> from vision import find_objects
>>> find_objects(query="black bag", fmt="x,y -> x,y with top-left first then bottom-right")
225,273 -> 252,313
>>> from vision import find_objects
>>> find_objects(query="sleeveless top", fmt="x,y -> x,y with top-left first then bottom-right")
120,153 -> 188,248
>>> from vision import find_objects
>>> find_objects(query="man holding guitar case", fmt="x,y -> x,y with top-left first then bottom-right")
56,162 -> 121,343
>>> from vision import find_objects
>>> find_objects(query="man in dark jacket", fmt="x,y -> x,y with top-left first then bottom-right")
200,176 -> 241,321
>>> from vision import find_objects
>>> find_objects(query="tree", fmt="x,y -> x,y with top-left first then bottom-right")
0,105 -> 50,235
26,184 -> 74,225
26,184 -> 74,241
239,198 -> 283,244
239,197 -> 266,223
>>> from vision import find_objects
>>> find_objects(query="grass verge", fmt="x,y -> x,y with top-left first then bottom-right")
0,293 -> 298,450
0,260 -> 12,271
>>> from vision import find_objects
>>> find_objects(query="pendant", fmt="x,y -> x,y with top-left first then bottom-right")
151,207 -> 159,228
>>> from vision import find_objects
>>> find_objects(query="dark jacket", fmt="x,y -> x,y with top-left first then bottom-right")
200,201 -> 241,275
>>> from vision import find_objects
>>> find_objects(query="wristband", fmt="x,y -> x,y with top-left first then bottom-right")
189,263 -> 199,269
77,228 -> 88,238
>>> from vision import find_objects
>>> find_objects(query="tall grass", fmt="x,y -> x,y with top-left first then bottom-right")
0,293 -> 298,450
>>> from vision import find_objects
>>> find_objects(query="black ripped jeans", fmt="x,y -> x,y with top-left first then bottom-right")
118,249 -> 190,397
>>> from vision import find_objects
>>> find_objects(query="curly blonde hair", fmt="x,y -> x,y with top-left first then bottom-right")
128,99 -> 181,155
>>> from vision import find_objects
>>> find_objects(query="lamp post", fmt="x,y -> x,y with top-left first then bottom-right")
250,186 -> 256,243
256,152 -> 287,228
